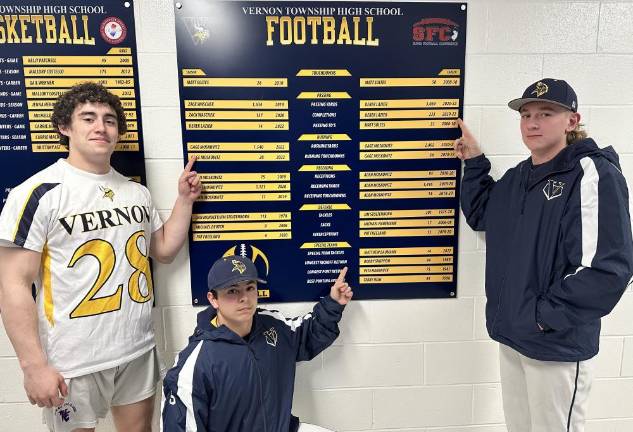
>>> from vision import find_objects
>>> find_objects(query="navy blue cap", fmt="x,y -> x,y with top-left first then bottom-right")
508,78 -> 578,112
207,255 -> 266,291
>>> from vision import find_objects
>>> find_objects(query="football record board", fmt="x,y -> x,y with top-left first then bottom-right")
175,1 -> 467,304
0,1 -> 147,211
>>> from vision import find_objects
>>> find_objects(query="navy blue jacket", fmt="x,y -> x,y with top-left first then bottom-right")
161,296 -> 344,432
461,139 -> 633,361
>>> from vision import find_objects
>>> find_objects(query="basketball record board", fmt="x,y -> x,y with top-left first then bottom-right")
0,0 -> 148,212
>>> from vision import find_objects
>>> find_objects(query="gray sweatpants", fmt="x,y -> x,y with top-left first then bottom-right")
299,424 -> 335,431
500,343 -> 594,432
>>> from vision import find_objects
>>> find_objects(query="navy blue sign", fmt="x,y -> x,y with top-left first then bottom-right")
174,1 -> 467,304
0,1 -> 146,210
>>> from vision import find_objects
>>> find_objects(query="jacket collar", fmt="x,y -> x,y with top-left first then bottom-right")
191,306 -> 264,344
521,138 -> 610,189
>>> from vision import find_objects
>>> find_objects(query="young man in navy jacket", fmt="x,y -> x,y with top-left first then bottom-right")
455,78 -> 633,431
161,255 -> 352,432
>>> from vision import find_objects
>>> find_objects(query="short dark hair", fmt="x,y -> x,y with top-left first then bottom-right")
51,82 -> 127,147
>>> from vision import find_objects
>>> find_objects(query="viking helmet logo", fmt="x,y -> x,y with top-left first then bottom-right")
99,186 -> 115,201
183,17 -> 210,45
232,259 -> 246,274
532,81 -> 549,97
224,244 -> 270,277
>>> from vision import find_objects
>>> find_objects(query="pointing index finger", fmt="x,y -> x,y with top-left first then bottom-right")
457,118 -> 473,139
184,154 -> 197,172
336,266 -> 348,283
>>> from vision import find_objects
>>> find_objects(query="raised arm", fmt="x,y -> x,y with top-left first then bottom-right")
295,267 -> 351,361
456,119 -> 496,231
150,156 -> 202,263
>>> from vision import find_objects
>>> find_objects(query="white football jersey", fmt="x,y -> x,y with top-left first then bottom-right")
0,159 -> 163,377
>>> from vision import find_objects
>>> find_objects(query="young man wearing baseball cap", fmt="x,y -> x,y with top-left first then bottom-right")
455,78 -> 633,431
161,255 -> 352,432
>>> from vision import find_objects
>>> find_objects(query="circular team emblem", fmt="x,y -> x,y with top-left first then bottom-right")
100,17 -> 127,45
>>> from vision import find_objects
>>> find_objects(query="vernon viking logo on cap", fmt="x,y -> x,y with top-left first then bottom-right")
531,81 -> 549,97
508,78 -> 578,112
232,259 -> 247,275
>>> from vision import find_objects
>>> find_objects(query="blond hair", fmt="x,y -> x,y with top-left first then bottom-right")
567,123 -> 588,145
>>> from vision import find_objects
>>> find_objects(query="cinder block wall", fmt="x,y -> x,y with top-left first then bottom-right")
1,1 -> 632,430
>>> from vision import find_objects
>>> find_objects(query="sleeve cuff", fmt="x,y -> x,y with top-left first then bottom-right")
323,295 -> 345,313
463,153 -> 487,167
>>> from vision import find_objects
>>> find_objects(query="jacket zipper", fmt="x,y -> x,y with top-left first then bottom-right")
528,164 -> 577,191
248,343 -> 268,432
520,186 -> 528,214
521,161 -> 577,214
491,276 -> 505,335
501,163 -> 576,332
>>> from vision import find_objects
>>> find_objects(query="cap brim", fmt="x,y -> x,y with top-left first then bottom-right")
508,97 -> 574,112
211,275 -> 267,291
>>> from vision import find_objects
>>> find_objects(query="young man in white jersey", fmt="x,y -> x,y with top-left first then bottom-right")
0,82 -> 201,432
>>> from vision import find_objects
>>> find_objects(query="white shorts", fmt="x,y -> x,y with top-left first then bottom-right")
43,347 -> 163,432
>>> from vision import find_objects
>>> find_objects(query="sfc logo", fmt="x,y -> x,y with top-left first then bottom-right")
100,17 -> 127,45
412,18 -> 459,46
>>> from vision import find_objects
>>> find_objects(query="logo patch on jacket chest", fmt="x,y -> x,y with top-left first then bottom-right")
543,179 -> 565,200
263,327 -> 278,347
